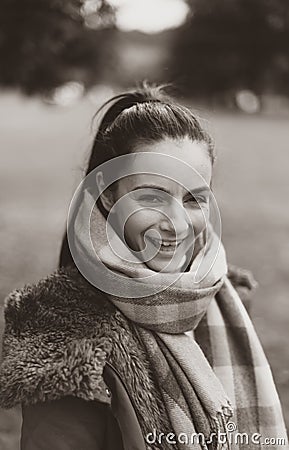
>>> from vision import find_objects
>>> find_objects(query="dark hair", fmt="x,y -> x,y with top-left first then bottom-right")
59,82 -> 215,268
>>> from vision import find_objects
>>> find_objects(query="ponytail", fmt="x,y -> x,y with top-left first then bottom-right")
94,84 -> 167,134
86,83 -> 170,174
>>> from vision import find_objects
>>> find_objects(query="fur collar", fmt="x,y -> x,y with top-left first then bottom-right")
0,266 -> 171,440
0,267 -> 115,407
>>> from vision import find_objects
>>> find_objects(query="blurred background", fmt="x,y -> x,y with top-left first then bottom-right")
0,0 -> 288,448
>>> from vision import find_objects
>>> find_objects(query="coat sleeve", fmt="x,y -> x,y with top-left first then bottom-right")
21,396 -> 109,450
227,263 -> 258,316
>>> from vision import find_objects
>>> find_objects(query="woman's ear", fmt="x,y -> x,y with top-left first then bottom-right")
95,171 -> 115,212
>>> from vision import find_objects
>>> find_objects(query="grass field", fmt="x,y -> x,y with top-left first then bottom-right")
0,91 -> 288,449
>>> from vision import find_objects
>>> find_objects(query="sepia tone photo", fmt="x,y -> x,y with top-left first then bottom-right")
0,1 -> 288,449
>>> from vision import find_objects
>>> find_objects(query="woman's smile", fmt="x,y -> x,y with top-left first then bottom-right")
146,235 -> 186,256
146,236 -> 183,251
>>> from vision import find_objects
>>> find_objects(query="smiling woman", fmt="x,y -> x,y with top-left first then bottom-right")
95,138 -> 212,273
0,84 -> 287,450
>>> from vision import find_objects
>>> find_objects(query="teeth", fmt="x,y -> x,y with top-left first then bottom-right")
149,238 -> 178,247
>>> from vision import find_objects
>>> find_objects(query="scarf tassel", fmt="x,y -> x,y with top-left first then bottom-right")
208,404 -> 233,450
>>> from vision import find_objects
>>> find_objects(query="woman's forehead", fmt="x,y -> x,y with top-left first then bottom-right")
123,138 -> 212,187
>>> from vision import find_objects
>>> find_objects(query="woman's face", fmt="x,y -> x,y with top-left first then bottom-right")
106,137 -> 212,272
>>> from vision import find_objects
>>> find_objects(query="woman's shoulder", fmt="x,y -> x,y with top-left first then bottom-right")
3,266 -> 109,324
0,267 -> 114,409
227,263 -> 258,312
2,266 -> 118,344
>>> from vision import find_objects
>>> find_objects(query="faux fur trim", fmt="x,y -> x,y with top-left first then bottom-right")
0,267 -> 172,448
0,267 -> 114,408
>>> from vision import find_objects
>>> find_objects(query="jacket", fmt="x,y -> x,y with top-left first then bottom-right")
0,265 -> 255,450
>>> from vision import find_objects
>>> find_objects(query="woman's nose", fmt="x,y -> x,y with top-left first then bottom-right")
159,202 -> 189,238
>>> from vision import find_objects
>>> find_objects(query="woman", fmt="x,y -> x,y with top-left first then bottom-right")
0,84 -> 287,450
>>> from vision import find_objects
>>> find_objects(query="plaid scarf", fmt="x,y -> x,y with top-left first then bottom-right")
71,190 -> 288,450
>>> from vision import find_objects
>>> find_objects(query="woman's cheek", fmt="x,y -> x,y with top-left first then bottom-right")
187,208 -> 207,236
129,210 -> 159,233
123,210 -> 159,249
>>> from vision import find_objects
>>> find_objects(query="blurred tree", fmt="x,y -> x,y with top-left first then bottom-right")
170,0 -> 289,98
0,0 -> 115,94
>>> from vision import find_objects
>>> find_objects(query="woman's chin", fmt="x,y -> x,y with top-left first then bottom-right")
144,254 -> 187,273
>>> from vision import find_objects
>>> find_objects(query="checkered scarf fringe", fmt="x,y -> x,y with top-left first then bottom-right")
106,276 -> 288,450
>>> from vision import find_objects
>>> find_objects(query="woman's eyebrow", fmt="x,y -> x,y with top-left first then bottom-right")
131,184 -> 171,194
186,186 -> 210,195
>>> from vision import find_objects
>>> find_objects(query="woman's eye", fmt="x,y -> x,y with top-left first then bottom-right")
185,195 -> 207,205
138,195 -> 165,204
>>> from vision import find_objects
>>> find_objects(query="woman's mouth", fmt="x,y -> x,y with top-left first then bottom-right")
147,237 -> 183,254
